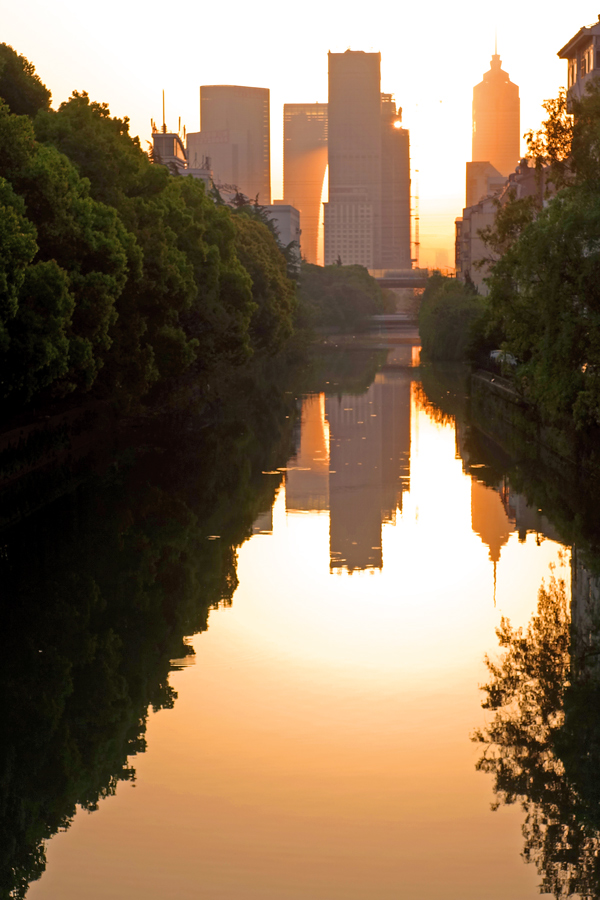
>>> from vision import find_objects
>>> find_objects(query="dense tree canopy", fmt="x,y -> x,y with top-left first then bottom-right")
0,48 -> 297,415
418,272 -> 488,362
297,262 -> 389,331
475,82 -> 600,429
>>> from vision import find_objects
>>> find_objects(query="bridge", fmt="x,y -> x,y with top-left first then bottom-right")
369,268 -> 430,289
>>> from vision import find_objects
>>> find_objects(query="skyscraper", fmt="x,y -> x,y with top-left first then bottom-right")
325,50 -> 382,268
283,103 -> 328,265
324,51 -> 411,269
380,94 -> 411,269
472,51 -> 520,178
187,85 -> 271,203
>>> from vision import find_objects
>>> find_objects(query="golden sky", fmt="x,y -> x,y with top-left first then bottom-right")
4,0 -> 590,264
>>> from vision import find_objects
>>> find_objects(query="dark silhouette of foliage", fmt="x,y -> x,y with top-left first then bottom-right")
418,272 -> 487,362
0,369 -> 298,899
0,44 -> 50,118
0,48 -> 296,417
297,262 -> 387,331
473,574 -> 600,898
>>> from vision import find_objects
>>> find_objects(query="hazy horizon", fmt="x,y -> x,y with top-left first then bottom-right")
4,0 -> 589,266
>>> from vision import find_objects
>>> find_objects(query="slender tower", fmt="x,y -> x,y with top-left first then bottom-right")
472,45 -> 520,177
283,104 -> 328,265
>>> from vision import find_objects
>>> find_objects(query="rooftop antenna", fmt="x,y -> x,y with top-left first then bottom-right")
412,169 -> 420,269
162,90 -> 166,133
178,116 -> 181,135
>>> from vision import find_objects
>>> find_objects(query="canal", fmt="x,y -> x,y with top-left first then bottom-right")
4,337 -> 599,899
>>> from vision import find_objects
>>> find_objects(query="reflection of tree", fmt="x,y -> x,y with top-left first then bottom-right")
473,575 -> 600,898
0,384 -> 295,899
414,364 -> 470,426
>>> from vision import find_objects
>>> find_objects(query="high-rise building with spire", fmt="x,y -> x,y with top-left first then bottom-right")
472,46 -> 520,178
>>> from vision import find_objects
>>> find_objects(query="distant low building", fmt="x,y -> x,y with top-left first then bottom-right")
152,131 -> 188,175
465,161 -> 505,208
151,129 -> 212,187
456,159 -> 550,293
558,16 -> 600,107
455,194 -> 497,292
263,203 -> 301,271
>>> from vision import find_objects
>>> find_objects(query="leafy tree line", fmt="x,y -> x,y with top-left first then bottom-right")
475,83 -> 600,430
297,261 -> 394,331
418,271 -> 489,362
0,44 -> 297,415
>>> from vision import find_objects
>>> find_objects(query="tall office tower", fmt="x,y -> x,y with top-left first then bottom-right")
380,94 -> 411,269
283,103 -> 328,265
325,50 -> 382,268
472,51 -> 520,177
187,85 -> 271,203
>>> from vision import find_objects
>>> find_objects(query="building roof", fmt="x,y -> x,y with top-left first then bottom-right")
558,20 -> 600,58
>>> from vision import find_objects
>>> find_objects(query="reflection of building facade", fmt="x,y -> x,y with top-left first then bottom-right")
471,478 -> 511,563
327,372 -> 411,571
471,474 -> 562,564
285,394 -> 329,512
283,104 -> 328,265
285,374 -> 412,572
187,85 -> 271,203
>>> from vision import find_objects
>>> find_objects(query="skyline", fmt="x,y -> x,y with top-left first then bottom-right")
3,1 -> 591,266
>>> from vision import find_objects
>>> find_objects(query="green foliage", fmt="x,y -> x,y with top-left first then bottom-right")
0,48 -> 299,416
0,44 -> 51,118
232,212 -> 296,353
486,187 -> 600,427
297,262 -> 385,331
0,177 -> 37,352
418,272 -> 487,362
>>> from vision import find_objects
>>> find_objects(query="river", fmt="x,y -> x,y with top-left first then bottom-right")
4,337 -> 599,899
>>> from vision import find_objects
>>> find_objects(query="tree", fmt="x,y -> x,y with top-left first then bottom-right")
232,212 -> 296,354
0,43 -> 51,118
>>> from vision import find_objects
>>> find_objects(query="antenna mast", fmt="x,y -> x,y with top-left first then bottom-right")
412,168 -> 420,269
162,90 -> 166,133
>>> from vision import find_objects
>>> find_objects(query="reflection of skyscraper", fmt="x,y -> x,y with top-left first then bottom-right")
472,51 -> 520,178
187,85 -> 270,203
327,371 -> 411,571
283,104 -> 328,265
285,394 -> 329,512
284,375 -> 412,572
471,478 -> 511,563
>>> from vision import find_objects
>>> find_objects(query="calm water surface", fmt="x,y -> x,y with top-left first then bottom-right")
21,347 -> 583,898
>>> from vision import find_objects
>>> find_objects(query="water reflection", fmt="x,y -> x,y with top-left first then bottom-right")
474,558 -> 600,899
286,373 -> 411,572
9,352 -> 600,899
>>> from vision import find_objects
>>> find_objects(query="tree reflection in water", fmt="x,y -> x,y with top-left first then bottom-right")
474,570 -> 600,898
0,379 -> 296,899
